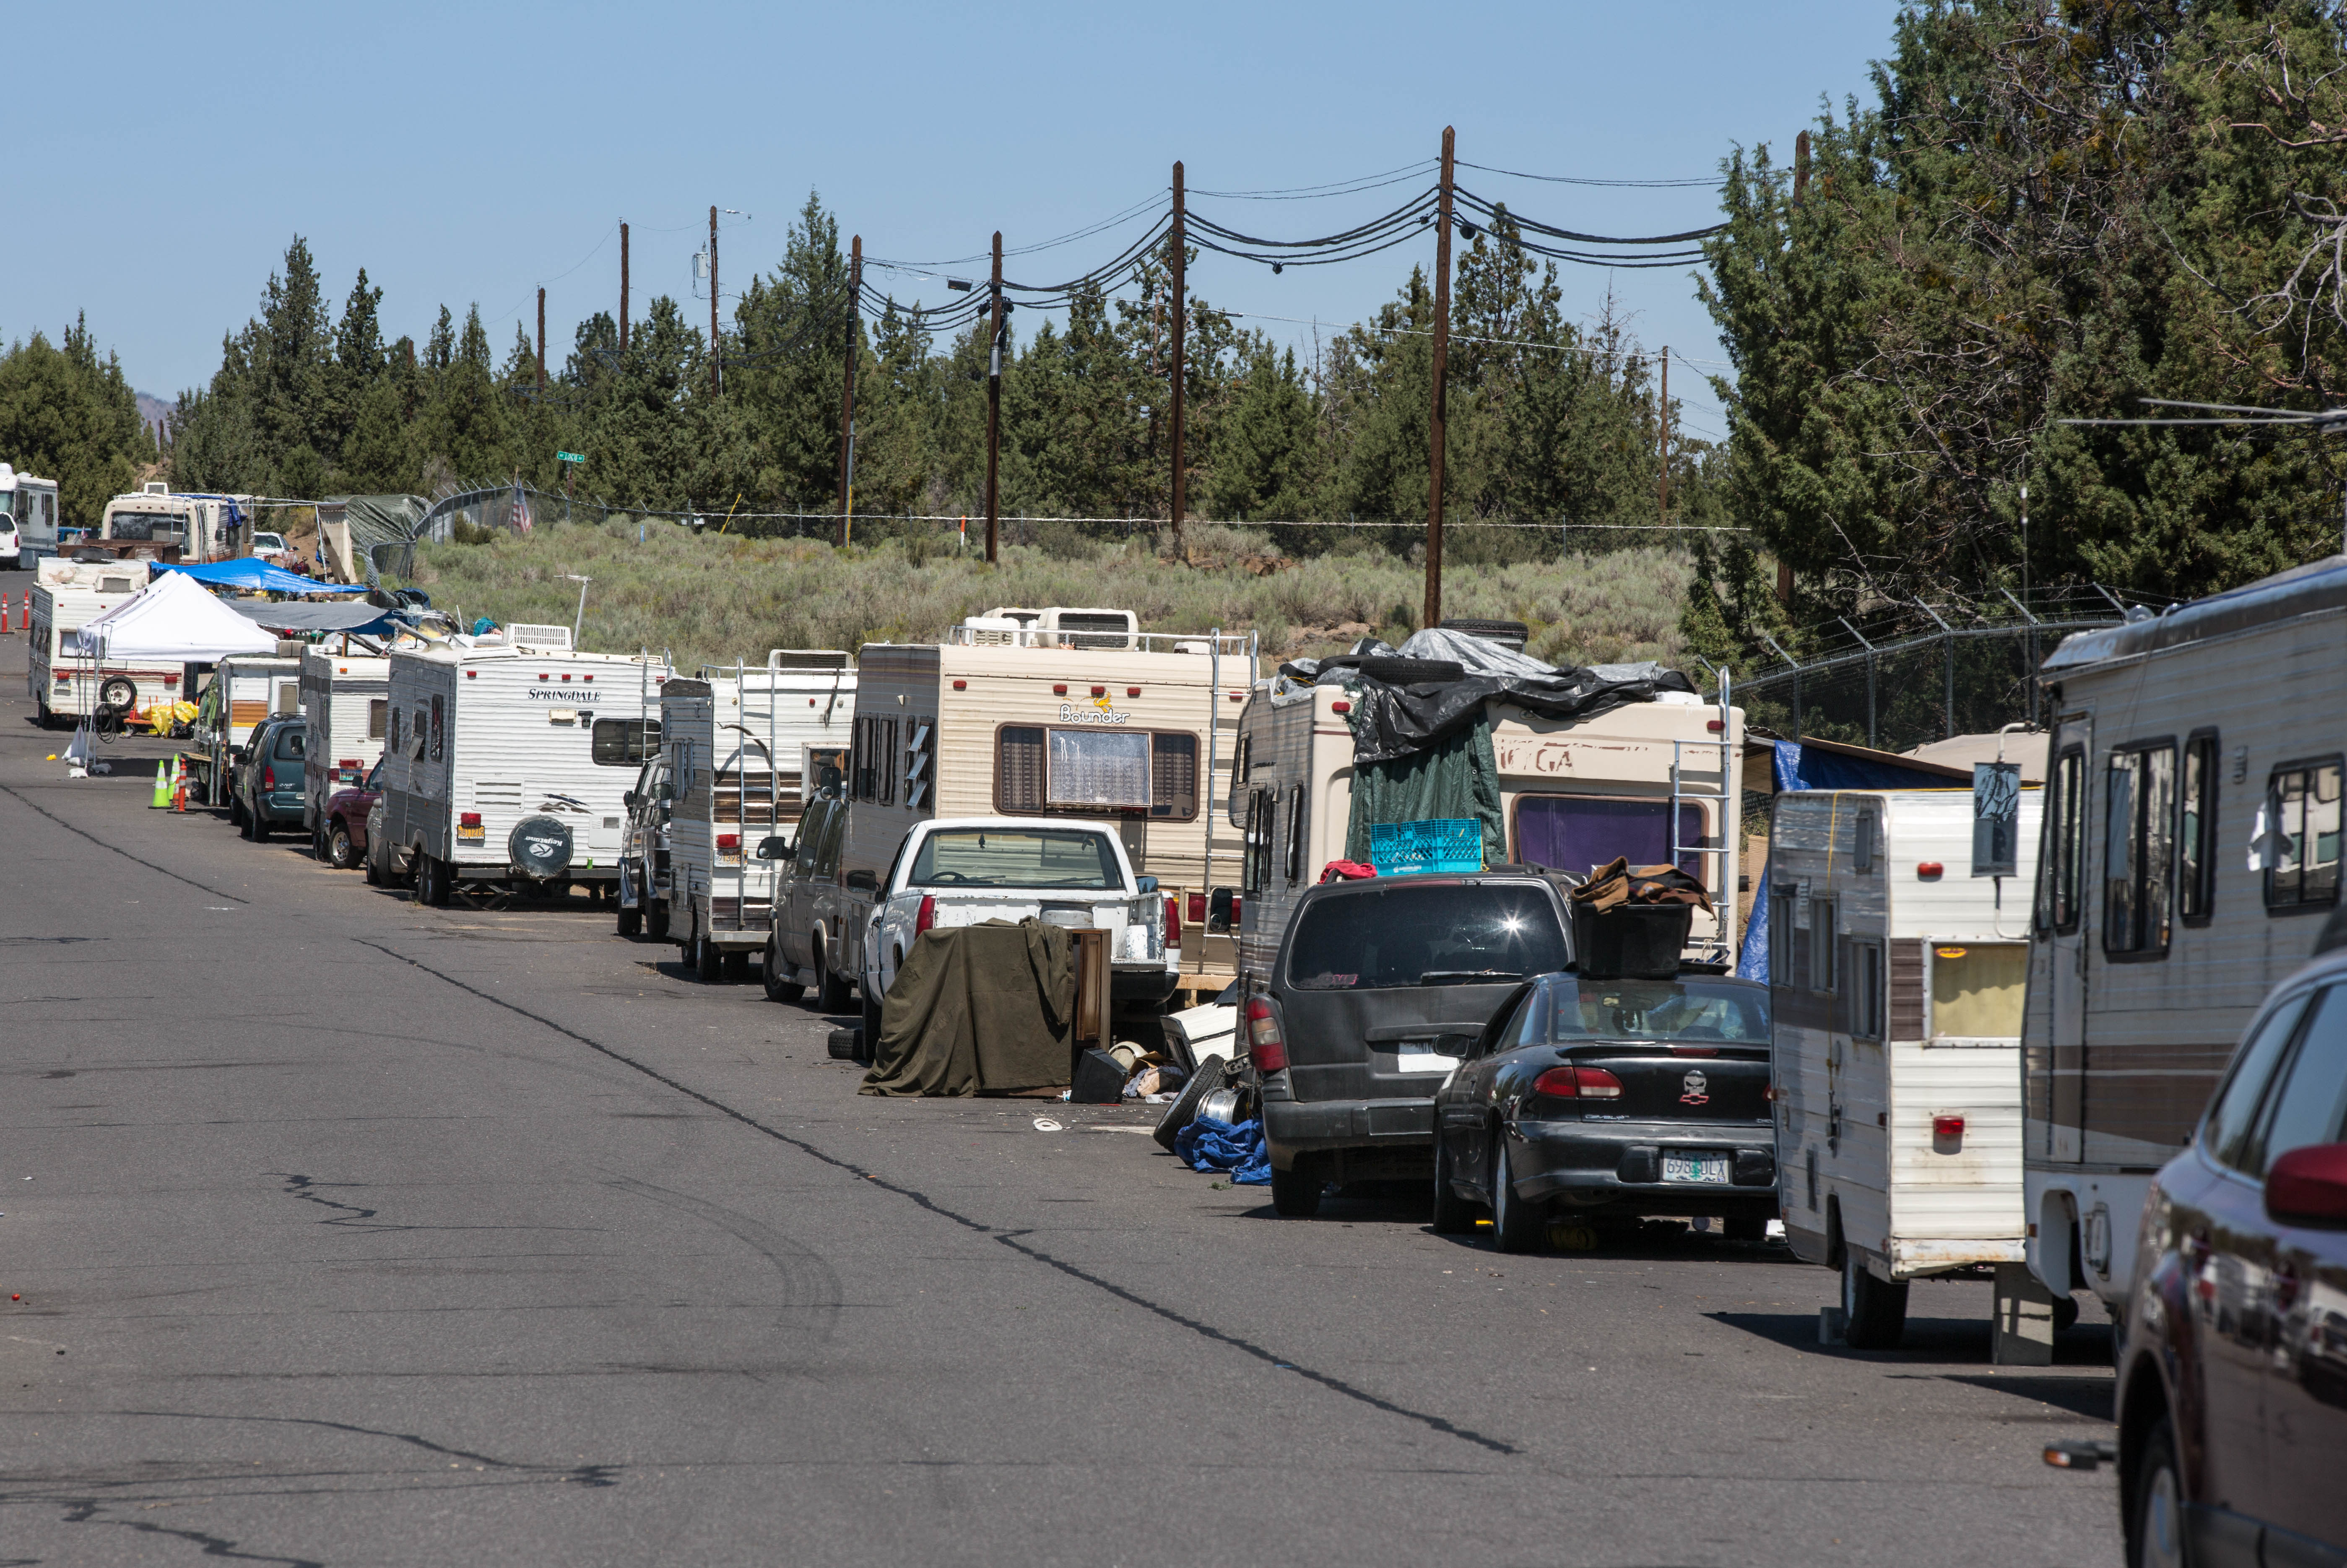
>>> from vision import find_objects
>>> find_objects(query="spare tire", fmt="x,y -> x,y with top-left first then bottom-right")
508,814 -> 574,879
1352,656 -> 1463,684
99,675 -> 137,710
1439,616 -> 1530,650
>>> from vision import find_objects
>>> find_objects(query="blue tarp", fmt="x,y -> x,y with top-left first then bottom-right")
154,558 -> 369,595
1175,1117 -> 1271,1184
1738,741 -> 1967,983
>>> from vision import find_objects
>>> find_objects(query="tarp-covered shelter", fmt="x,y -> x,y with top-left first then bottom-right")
70,571 -> 279,661
155,558 -> 368,595
319,495 -> 429,585
860,921 -> 1077,1096
228,599 -> 407,637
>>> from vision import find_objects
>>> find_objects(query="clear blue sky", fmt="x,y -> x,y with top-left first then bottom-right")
8,0 -> 1899,446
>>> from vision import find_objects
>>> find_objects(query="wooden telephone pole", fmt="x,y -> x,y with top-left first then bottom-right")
1424,125 -> 1456,632
709,205 -> 721,398
619,221 -> 629,354
1170,161 -> 1187,554
837,235 -> 862,547
1658,347 -> 1671,526
985,231 -> 1003,563
536,288 -> 546,392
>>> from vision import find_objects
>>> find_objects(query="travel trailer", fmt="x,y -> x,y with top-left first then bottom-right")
299,648 -> 391,844
1769,787 -> 2045,1351
2021,556 -> 2347,1322
378,629 -> 670,905
26,558 -> 156,725
786,611 -> 1255,1010
0,464 -> 62,567
659,651 -> 855,980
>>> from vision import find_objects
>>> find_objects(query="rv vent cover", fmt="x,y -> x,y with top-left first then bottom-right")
509,622 -> 573,649
1039,607 -> 1138,650
143,482 -> 169,495
769,650 -> 850,670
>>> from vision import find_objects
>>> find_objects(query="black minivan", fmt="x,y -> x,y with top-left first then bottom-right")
1250,871 -> 1573,1216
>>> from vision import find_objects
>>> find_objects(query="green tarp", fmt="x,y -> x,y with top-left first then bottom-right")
1343,708 -> 1505,869
859,918 -> 1076,1097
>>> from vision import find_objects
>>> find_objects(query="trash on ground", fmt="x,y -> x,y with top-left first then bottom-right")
1175,1116 -> 1271,1184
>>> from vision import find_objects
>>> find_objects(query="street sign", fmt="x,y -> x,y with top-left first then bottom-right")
556,451 -> 585,465
1973,762 -> 2021,876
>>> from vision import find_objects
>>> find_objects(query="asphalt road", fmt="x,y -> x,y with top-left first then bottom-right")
0,634 -> 2120,1567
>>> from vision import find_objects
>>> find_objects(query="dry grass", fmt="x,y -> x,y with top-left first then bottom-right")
403,519 -> 1695,676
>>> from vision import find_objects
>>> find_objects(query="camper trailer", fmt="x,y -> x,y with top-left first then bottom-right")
97,486 -> 251,562
2021,556 -> 2347,1322
196,654 -> 304,807
787,611 -> 1255,1010
299,648 -> 391,843
0,464 -> 62,567
379,631 -> 670,905
1769,787 -> 2044,1350
1231,678 -> 1741,988
660,651 -> 855,979
26,558 -> 159,725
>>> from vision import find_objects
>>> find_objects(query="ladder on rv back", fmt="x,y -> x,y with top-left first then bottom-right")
1668,669 -> 1736,962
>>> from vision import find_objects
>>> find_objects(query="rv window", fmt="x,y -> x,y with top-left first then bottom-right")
592,719 -> 658,767
387,707 -> 402,754
410,705 -> 427,759
1768,889 -> 1794,986
273,681 -> 299,717
1929,943 -> 2027,1038
997,726 -> 1046,811
2179,732 -> 2218,922
2264,759 -> 2343,912
368,699 -> 388,741
1854,813 -> 1876,874
2104,744 -> 2176,957
1227,733 -> 1251,825
1047,728 -> 1149,809
429,696 -> 444,761
1850,940 -> 1884,1040
1150,733 -> 1198,819
879,719 -> 897,806
2041,746 -> 2084,932
1809,899 -> 1836,992
1284,785 -> 1305,884
2204,990 -> 2314,1173
1242,790 -> 1268,897
1513,795 -> 1702,879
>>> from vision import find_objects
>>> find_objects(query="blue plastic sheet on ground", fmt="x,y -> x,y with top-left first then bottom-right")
1175,1116 -> 1271,1184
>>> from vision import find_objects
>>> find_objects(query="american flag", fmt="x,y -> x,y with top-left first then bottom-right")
507,486 -> 533,534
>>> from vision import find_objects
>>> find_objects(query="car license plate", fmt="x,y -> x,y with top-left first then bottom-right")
1662,1153 -> 1730,1185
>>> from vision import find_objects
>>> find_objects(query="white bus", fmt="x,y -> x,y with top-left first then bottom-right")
0,464 -> 62,568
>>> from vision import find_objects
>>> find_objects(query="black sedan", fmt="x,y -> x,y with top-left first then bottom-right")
1432,970 -> 1775,1251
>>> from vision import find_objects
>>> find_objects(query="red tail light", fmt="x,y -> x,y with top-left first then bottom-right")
1532,1066 -> 1624,1100
915,895 -> 937,935
459,811 -> 482,828
717,833 -> 740,853
1933,1114 -> 1965,1139
1245,996 -> 1287,1074
1230,892 -> 1243,926
1186,891 -> 1207,924
262,766 -> 276,790
1164,894 -> 1181,950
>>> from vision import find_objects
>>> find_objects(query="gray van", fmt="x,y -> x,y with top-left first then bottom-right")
763,794 -> 872,1011
1251,870 -> 1575,1216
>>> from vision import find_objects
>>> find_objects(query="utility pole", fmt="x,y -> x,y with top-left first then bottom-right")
985,231 -> 1003,564
619,221 -> 630,353
1794,130 -> 1811,204
837,235 -> 862,547
1170,161 -> 1188,556
1658,346 -> 1671,526
535,288 -> 546,392
1423,125 -> 1456,632
709,205 -> 721,399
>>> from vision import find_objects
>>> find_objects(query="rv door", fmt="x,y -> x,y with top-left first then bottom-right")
2044,710 -> 2091,1162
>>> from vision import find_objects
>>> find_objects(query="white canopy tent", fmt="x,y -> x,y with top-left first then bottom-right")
71,570 -> 279,661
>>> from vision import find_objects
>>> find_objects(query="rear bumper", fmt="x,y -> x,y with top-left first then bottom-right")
1264,1095 -> 1435,1169
1111,965 -> 1180,1005
1509,1121 -> 1777,1214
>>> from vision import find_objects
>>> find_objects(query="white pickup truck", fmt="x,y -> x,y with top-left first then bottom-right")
855,816 -> 1176,1035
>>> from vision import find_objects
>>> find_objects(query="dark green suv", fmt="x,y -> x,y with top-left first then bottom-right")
236,716 -> 309,841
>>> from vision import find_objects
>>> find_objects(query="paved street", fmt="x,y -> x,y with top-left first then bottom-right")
0,638 -> 2118,1566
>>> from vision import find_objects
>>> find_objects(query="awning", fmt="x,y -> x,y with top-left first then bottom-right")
71,572 -> 280,661
229,599 -> 406,636
154,558 -> 369,595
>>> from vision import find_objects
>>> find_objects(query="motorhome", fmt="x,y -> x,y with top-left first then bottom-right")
2021,556 -> 2347,1323
26,557 -> 156,725
1769,787 -> 2044,1352
0,464 -> 62,568
299,647 -> 390,845
378,628 -> 670,905
97,486 -> 252,562
799,610 -> 1255,1012
659,651 -> 855,980
196,654 -> 304,807
1231,673 -> 1741,988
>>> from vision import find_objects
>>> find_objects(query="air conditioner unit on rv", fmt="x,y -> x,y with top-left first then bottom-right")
960,616 -> 1023,647
509,622 -> 573,650
144,482 -> 169,495
1037,606 -> 1138,650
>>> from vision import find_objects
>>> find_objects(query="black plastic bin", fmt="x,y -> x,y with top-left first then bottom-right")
1571,902 -> 1693,980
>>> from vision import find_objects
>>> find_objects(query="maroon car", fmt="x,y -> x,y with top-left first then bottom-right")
2115,948 -> 2347,1568
320,757 -> 383,871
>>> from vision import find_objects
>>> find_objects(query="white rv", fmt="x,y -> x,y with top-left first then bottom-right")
0,464 -> 62,567
26,558 -> 158,725
299,647 -> 390,842
660,651 -> 855,980
197,654 -> 303,807
98,486 -> 251,562
2022,556 -> 2347,1322
379,631 -> 671,905
1768,787 -> 2044,1351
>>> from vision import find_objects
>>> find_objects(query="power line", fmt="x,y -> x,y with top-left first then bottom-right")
1456,159 -> 1719,188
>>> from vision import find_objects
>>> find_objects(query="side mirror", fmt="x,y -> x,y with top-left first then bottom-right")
1208,886 -> 1236,933
656,780 -> 676,803
2266,1143 -> 2347,1226
756,835 -> 791,861
1136,874 -> 1159,894
845,869 -> 879,893
623,790 -> 639,809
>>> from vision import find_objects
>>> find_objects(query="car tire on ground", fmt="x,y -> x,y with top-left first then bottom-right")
695,934 -> 722,983
2126,1413 -> 2184,1568
416,854 -> 452,908
1490,1137 -> 1544,1253
646,899 -> 670,941
1431,1133 -> 1476,1235
814,938 -> 853,1013
1840,1248 -> 1909,1350
762,939 -> 804,1003
617,902 -> 642,938
721,949 -> 750,983
1270,1159 -> 1323,1218
860,991 -> 882,1064
327,823 -> 358,870
364,852 -> 382,887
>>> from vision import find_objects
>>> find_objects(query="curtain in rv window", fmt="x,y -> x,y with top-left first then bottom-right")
2265,759 -> 2343,911
1514,796 -> 1702,880
1047,728 -> 1150,809
995,727 -> 1198,818
1151,734 -> 1197,819
2103,744 -> 2177,955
